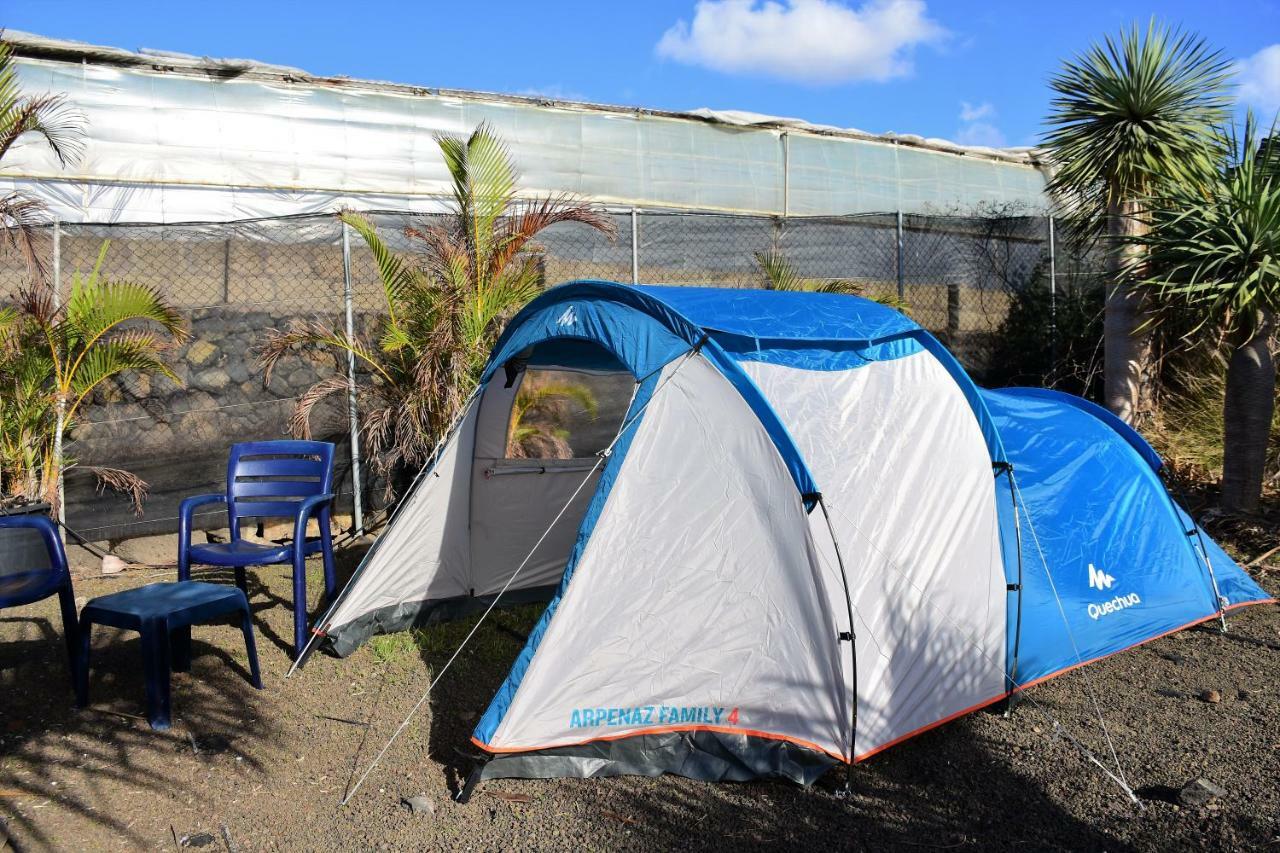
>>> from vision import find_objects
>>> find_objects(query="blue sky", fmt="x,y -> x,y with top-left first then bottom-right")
5,0 -> 1279,148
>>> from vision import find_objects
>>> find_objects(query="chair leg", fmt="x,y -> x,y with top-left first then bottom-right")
140,617 -> 172,731
170,625 -> 192,673
177,544 -> 190,582
320,509 -> 337,602
238,598 -> 263,690
291,550 -> 308,660
57,581 -> 81,691
75,617 -> 92,709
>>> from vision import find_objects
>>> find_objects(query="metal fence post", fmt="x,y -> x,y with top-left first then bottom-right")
52,221 -> 66,533
895,210 -> 905,302
341,221 -> 365,536
1047,215 -> 1057,382
781,132 -> 790,219
630,208 -> 639,285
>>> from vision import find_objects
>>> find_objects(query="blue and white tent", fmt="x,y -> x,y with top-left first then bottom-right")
314,281 -> 1271,787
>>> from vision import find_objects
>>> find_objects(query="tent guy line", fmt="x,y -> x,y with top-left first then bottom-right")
298,281 -> 1269,801
338,344 -> 703,806
825,497 -> 1141,807
285,384 -> 487,678
1009,470 -> 1133,796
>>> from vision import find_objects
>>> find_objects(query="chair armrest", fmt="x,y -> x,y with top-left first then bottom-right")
178,493 -> 227,546
0,514 -> 70,583
292,493 -> 335,548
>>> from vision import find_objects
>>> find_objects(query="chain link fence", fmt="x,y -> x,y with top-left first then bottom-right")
0,208 -> 1098,542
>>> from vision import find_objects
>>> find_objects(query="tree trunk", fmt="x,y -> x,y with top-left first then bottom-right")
1221,309 -> 1276,515
1103,199 -> 1154,424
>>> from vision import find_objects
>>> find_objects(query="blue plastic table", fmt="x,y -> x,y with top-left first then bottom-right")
76,581 -> 263,730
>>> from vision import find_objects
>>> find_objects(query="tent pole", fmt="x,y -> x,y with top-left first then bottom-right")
995,462 -> 1025,714
815,495 -> 857,794
1160,471 -> 1229,632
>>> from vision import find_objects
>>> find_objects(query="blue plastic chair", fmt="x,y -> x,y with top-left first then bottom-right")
177,441 -> 336,659
0,513 -> 79,688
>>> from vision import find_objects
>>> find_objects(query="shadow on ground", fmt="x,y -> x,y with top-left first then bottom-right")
0,606 -> 279,849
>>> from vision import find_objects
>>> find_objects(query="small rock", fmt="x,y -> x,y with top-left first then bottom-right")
1178,777 -> 1227,807
1160,651 -> 1185,664
179,832 -> 217,848
1200,689 -> 1222,704
186,340 -> 219,366
402,793 -> 435,816
101,555 -> 126,575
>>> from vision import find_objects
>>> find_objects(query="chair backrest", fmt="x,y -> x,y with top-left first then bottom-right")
226,441 -> 335,534
0,513 -> 70,608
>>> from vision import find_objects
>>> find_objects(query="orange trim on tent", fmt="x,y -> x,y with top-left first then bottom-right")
473,724 -> 849,764
853,596 -> 1274,763
1007,597 -> 1273,696
472,597 -> 1275,767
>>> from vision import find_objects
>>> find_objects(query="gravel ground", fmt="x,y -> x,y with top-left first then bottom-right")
0,535 -> 1276,852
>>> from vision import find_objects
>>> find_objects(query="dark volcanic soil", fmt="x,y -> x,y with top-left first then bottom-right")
0,540 -> 1277,852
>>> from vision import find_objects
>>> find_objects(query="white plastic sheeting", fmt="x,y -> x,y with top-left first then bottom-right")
741,350 -> 1007,758
6,32 -> 1048,223
484,354 -> 848,759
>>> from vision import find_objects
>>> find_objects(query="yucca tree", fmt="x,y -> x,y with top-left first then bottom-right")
0,35 -> 83,279
261,124 -> 616,495
1043,21 -> 1232,424
1135,118 -> 1280,514
0,242 -> 187,514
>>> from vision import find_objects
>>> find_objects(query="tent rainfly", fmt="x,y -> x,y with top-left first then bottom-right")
307,281 -> 1271,797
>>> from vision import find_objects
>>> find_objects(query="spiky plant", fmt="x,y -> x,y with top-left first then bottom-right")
260,124 -> 616,496
0,35 -> 83,279
0,241 -> 187,514
753,248 -> 910,312
1042,20 -> 1232,424
1134,116 -> 1280,514
506,376 -> 598,460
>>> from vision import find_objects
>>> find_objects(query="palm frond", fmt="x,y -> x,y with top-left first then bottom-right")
0,191 -> 50,280
83,465 -> 148,516
1134,114 -> 1280,334
340,211 -> 416,328
0,92 -> 85,166
490,195 -> 617,279
755,249 -> 807,291
286,375 -> 353,440
259,318 -> 393,386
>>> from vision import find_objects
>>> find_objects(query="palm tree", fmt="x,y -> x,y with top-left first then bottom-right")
753,248 -> 910,312
261,124 -> 616,496
1135,117 -> 1280,514
506,376 -> 598,459
0,241 -> 187,514
0,35 -> 83,279
1042,21 -> 1232,425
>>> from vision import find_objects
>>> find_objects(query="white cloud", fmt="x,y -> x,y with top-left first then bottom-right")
956,101 -> 1005,148
655,0 -> 947,85
958,100 -> 994,123
1236,44 -> 1280,114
